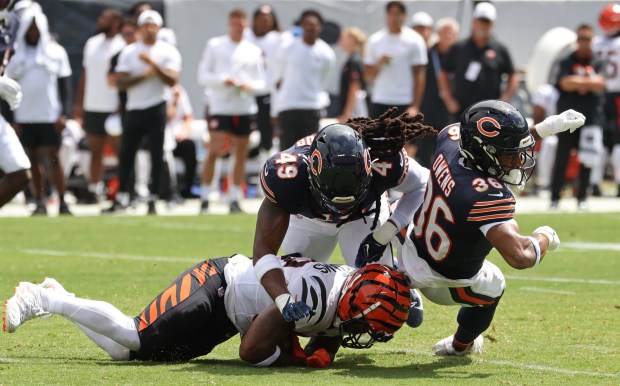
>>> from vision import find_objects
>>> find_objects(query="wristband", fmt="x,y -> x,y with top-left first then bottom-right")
254,346 -> 281,367
254,254 -> 282,283
274,293 -> 292,313
527,236 -> 541,266
373,220 -> 399,245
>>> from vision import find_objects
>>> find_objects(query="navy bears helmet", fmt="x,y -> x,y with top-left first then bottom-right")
308,124 -> 372,216
459,100 -> 535,187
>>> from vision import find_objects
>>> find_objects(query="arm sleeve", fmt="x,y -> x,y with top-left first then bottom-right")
389,158 -> 430,229
115,47 -> 131,73
162,46 -> 182,72
248,49 -> 268,95
467,193 -> 516,227
57,76 -> 72,117
197,40 -> 225,88
499,45 -> 515,75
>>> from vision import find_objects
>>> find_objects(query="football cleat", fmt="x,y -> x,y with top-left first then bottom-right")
406,288 -> 424,328
3,282 -> 49,333
433,334 -> 483,356
199,200 -> 209,215
229,201 -> 244,214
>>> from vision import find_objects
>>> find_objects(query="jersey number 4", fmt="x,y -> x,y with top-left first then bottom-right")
413,180 -> 454,262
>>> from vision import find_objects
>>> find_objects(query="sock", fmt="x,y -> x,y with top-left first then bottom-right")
454,303 -> 499,347
201,184 -> 211,201
88,183 -> 98,193
44,291 -> 140,352
230,184 -> 241,202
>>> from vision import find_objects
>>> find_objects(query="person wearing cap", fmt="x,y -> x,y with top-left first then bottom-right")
73,8 -> 125,204
411,11 -> 434,47
104,10 -> 181,215
438,1 -> 518,118
364,1 -> 427,119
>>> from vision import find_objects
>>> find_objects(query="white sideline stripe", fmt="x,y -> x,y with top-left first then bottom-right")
519,287 -> 576,295
374,348 -> 619,379
10,248 -> 620,285
562,242 -> 620,252
505,275 -> 620,285
20,249 -> 198,263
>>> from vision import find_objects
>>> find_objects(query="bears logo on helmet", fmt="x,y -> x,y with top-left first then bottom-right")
308,124 -> 373,216
337,264 -> 410,349
599,4 -> 620,35
459,100 -> 536,188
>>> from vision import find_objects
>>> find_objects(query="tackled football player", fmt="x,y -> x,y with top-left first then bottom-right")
253,109 -> 436,326
4,255 -> 410,367
356,100 -> 586,356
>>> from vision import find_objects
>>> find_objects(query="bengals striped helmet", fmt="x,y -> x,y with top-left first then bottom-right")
600,4 -> 620,35
337,264 -> 410,349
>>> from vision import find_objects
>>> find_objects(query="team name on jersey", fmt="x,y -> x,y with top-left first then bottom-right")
432,154 -> 456,197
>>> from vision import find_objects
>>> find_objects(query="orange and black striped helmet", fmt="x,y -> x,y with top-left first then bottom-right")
337,264 -> 410,349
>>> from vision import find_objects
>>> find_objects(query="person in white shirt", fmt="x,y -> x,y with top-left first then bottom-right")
104,10 -> 181,215
6,10 -> 72,216
245,5 -> 282,161
272,9 -> 336,150
364,1 -> 427,119
73,8 -> 125,204
197,8 -> 266,214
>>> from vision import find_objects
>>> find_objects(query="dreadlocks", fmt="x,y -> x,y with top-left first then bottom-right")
347,107 -> 437,159
337,108 -> 437,231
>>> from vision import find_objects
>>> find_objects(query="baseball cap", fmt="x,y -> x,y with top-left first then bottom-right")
137,10 -> 163,27
411,11 -> 434,28
472,2 -> 496,22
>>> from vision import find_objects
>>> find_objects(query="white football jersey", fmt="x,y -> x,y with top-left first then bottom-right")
593,34 -> 620,92
224,254 -> 354,337
531,84 -> 559,116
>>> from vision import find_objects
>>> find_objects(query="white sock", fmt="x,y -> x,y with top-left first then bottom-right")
88,183 -> 98,193
44,291 -> 140,352
116,192 -> 130,206
230,184 -> 241,202
200,184 -> 211,201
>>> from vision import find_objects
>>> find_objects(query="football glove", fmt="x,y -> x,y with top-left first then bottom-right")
355,220 -> 399,268
275,294 -> 314,322
306,348 -> 332,368
290,334 -> 307,360
536,109 -> 586,139
533,226 -> 560,251
0,77 -> 22,111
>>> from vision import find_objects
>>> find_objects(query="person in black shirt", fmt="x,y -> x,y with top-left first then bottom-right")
438,2 -> 518,119
417,17 -> 459,168
336,27 -> 367,123
551,24 -> 606,210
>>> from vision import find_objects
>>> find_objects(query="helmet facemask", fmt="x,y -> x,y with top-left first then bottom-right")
338,301 -> 393,349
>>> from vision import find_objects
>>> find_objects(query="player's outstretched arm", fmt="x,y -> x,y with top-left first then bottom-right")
239,304 -> 305,367
486,222 -> 560,269
531,109 -> 586,141
253,199 -> 313,322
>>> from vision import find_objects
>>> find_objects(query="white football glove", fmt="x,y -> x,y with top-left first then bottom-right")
533,226 -> 560,251
0,77 -> 22,111
536,109 -> 586,139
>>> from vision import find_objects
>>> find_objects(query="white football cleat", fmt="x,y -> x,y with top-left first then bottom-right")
3,282 -> 50,333
39,277 -> 74,297
433,334 -> 483,356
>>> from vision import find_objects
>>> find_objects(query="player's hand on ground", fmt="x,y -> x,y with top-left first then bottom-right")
536,109 -> 586,138
533,226 -> 560,251
276,294 -> 314,322
0,76 -> 22,110
306,348 -> 332,368
355,233 -> 387,268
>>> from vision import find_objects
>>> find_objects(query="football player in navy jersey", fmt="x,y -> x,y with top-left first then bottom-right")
357,100 -> 586,356
253,109 -> 436,324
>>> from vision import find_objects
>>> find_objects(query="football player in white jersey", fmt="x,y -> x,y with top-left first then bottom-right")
595,3 -> 620,196
0,0 -> 31,207
4,255 -> 410,367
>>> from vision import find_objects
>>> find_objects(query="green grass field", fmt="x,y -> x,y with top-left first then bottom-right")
1,213 -> 619,385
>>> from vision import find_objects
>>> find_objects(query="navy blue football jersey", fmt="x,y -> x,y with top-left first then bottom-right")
260,134 -> 409,223
409,124 -> 516,279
